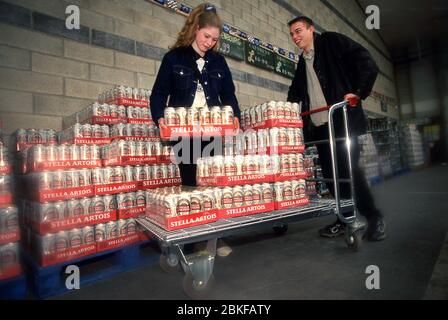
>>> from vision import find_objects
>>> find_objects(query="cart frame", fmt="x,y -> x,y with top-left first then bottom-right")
137,99 -> 365,298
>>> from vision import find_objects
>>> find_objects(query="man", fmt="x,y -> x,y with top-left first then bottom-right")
287,16 -> 386,241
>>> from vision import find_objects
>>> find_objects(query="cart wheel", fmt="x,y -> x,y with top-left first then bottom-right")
345,230 -> 362,251
273,225 -> 288,235
182,272 -> 215,299
159,254 -> 180,273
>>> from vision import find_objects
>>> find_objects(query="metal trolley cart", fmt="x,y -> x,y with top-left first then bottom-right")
137,99 -> 366,298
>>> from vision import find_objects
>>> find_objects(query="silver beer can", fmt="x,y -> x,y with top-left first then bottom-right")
105,221 -> 119,239
55,231 -> 69,252
41,233 -> 56,256
232,186 -> 243,208
91,196 -> 106,214
95,223 -> 106,241
118,219 -> 128,236
82,226 -> 95,245
103,195 -> 117,211
68,228 -> 83,248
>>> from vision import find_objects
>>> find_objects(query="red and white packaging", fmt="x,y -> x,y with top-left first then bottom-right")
274,197 -> 309,210
34,186 -> 95,203
273,171 -> 308,182
256,145 -> 305,155
139,177 -> 182,190
0,193 -> 13,207
29,159 -> 102,172
218,202 -> 274,219
197,174 -> 274,187
37,242 -> 97,267
94,182 -> 138,196
245,118 -> 303,130
0,264 -> 22,281
106,98 -> 149,108
102,156 -> 159,166
127,118 -> 154,125
96,232 -> 142,253
147,209 -> 219,231
67,138 -> 112,145
0,166 -> 11,175
117,206 -> 146,220
160,123 -> 239,140
0,242 -> 22,280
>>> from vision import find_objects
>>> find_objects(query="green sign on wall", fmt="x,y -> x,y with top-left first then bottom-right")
219,32 -> 245,61
245,42 -> 275,72
274,55 -> 296,79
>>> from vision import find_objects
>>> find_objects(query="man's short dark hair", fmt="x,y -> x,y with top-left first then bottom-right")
287,16 -> 314,28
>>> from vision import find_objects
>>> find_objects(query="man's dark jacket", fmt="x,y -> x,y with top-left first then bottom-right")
287,32 -> 379,140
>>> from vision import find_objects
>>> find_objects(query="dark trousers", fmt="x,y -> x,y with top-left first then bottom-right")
311,125 -> 382,222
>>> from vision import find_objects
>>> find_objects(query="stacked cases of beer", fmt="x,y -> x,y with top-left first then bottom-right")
238,101 -> 309,210
0,133 -> 22,281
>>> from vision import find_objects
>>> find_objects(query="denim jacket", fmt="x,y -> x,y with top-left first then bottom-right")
150,45 -> 241,125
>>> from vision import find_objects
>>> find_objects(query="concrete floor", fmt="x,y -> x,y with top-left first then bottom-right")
55,165 -> 448,300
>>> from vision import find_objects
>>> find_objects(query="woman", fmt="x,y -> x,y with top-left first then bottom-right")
150,3 -> 241,257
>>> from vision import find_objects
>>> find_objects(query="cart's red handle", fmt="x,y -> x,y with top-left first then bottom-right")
300,97 -> 360,117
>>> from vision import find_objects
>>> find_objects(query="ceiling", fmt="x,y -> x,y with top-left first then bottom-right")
356,0 -> 448,60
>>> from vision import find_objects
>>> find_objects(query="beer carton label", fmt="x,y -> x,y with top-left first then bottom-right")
258,145 -> 305,155
91,116 -> 122,125
139,177 -> 182,189
0,193 -> 13,206
31,210 -> 117,234
96,233 -> 141,252
72,138 -> 112,145
0,264 -> 22,281
147,210 -> 219,231
0,165 -> 11,174
107,98 -> 149,108
103,156 -> 159,166
127,118 -> 154,125
117,206 -> 146,219
160,124 -> 237,140
37,186 -> 94,202
218,202 -> 274,219
248,119 -> 304,130
0,230 -> 21,245
274,172 -> 307,182
198,174 -> 274,187
112,136 -> 160,142
40,243 -> 97,267
274,197 -> 309,210
95,182 -> 138,195
32,159 -> 102,172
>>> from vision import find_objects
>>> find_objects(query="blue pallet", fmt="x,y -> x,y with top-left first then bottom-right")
0,275 -> 27,300
24,240 -> 159,299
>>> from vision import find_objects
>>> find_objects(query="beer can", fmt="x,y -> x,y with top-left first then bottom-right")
82,226 -> 95,245
101,167 -> 112,184
56,144 -> 70,161
266,101 -> 277,120
282,181 -> 293,200
0,207 -> 18,231
291,180 -> 300,199
210,106 -> 222,124
255,105 -> 263,125
64,169 -> 78,188
109,104 -> 118,118
37,129 -> 47,143
232,186 -> 243,208
135,141 -> 145,157
91,168 -> 103,185
91,145 -> 101,160
166,164 -> 176,179
46,145 -> 58,162
176,107 -> 187,125
79,144 -> 91,160
67,199 -> 84,217
80,124 -> 92,138
118,219 -> 128,236
234,155 -> 244,175
34,172 -> 53,190
55,231 -> 69,252
95,223 -> 106,242
261,103 -> 268,122
68,228 -> 83,248
110,167 -> 124,184
31,145 -> 46,163
189,192 -> 202,214
297,153 -> 304,172
91,196 -> 105,213
222,105 -> 234,125
41,233 -> 56,255
284,102 -> 292,119
124,165 -> 134,182
249,107 -> 257,127
280,154 -> 290,173
51,170 -> 65,189
41,202 -> 59,221
153,142 -> 162,156
77,169 -> 91,187
223,156 -> 237,176
176,193 -> 190,216
80,197 -> 92,215
105,221 -> 118,239
289,154 -> 298,173
69,144 -> 79,160
242,185 -> 253,206
0,242 -> 19,268
294,129 -> 303,146
212,156 -> 224,176
103,195 -> 117,211
136,190 -> 146,207
199,106 -> 210,125
162,194 -> 177,217
292,102 -> 301,118
152,165 -> 164,180
16,129 -> 27,144
143,165 -> 152,180
201,190 -> 215,211
117,105 -> 127,120
262,183 -> 273,203
141,107 -> 150,119
243,109 -> 251,127
276,101 -> 285,119
252,184 -> 262,205
278,128 -> 288,146
164,107 -> 178,125
273,182 -> 284,202
187,107 -> 200,125
127,219 -> 137,234
127,106 -> 134,119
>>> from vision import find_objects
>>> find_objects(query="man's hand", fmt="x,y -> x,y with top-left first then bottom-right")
344,93 -> 360,107
158,118 -> 168,130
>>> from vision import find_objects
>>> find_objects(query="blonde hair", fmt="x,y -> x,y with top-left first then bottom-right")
171,3 -> 222,50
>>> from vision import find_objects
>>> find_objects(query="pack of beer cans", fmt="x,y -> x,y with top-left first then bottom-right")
163,105 -> 235,126
241,101 -> 302,129
14,128 -> 58,151
92,164 -> 179,185
29,169 -> 93,191
109,123 -> 159,138
27,144 -> 102,163
98,85 -> 151,104
102,140 -> 164,159
59,124 -> 111,144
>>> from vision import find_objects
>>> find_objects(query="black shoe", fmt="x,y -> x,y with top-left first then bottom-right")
365,217 -> 386,241
319,221 -> 345,238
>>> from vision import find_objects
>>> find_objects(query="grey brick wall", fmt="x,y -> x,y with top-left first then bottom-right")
0,0 -> 398,134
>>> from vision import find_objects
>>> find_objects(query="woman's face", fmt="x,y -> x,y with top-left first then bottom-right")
194,26 -> 220,55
